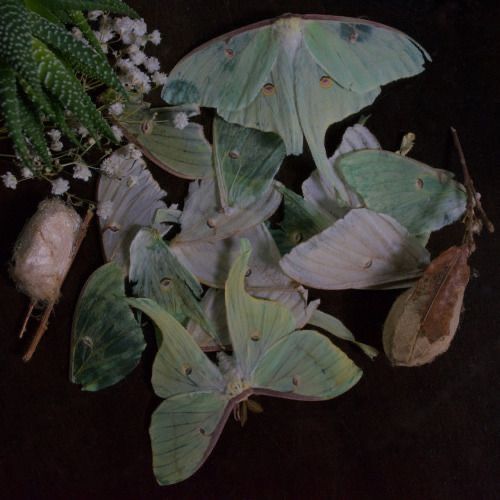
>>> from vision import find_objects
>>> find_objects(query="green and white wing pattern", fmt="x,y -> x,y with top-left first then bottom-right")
127,298 -> 225,398
336,150 -> 467,234
128,298 -> 230,486
70,263 -> 145,391
129,228 -> 219,344
115,102 -> 212,179
150,392 -> 230,486
212,116 -> 285,208
251,329 -> 362,399
280,208 -> 430,289
97,148 -> 167,270
225,240 -> 299,379
174,178 -> 281,244
163,15 -> 429,200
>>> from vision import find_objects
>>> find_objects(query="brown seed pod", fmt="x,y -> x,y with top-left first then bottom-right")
383,128 -> 493,367
383,245 -> 470,366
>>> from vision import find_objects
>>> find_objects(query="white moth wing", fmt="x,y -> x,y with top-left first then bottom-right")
280,208 -> 430,289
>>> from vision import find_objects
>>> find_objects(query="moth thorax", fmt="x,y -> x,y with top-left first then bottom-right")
275,17 -> 303,61
226,378 -> 248,397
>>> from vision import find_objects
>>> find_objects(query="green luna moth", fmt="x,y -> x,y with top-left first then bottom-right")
163,14 -> 430,202
128,240 -> 362,485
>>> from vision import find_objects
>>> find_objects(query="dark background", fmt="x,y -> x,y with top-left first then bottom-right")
0,1 -> 498,498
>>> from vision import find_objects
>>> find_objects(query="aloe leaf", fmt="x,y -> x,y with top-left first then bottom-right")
32,38 -> 116,143
43,0 -> 139,18
30,11 -> 126,97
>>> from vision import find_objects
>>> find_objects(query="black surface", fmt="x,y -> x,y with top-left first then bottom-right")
0,1 -> 498,498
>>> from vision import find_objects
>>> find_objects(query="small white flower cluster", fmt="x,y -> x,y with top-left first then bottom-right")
100,144 -> 143,178
51,177 -> 70,196
96,200 -> 114,220
2,171 -> 18,190
88,11 -> 166,96
47,129 -> 63,152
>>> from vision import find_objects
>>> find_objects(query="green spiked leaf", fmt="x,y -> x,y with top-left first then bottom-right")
68,10 -> 104,52
0,66 -> 32,168
32,38 -> 116,143
0,0 -> 56,121
70,262 -> 145,391
18,96 -> 53,170
43,0 -> 139,18
30,11 -> 126,97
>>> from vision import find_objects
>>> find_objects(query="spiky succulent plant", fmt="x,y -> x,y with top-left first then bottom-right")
0,0 -> 139,175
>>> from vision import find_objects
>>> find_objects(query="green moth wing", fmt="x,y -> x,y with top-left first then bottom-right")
302,123 -> 380,213
212,116 -> 285,208
129,228 -> 219,344
115,102 -> 213,179
271,185 -> 335,254
97,148 -> 167,270
251,330 -> 362,399
150,392 -> 229,486
280,208 -> 430,290
163,15 -> 429,201
70,262 -> 145,391
335,149 -> 467,234
127,298 -> 225,398
225,239 -> 297,379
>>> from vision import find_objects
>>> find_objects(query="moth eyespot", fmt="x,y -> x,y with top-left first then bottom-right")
140,120 -> 154,134
199,427 -> 206,435
245,268 -> 252,277
416,178 -> 424,189
250,331 -> 261,341
293,231 -> 303,243
207,217 -> 217,228
160,277 -> 171,288
262,83 -> 276,96
292,375 -> 300,386
363,259 -> 372,269
81,336 -> 93,349
224,47 -> 234,58
319,76 -> 334,89
105,223 -> 121,232
182,364 -> 192,376
349,31 -> 359,43
228,150 -> 240,159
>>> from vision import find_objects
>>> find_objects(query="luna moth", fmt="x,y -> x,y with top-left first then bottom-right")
163,14 -> 430,202
128,240 -> 362,485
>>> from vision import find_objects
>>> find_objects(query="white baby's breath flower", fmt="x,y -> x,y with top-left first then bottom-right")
87,10 -> 103,21
97,200 -> 113,220
2,171 -> 18,189
77,126 -> 89,138
111,125 -> 123,142
151,71 -> 167,86
144,56 -> 160,73
109,102 -> 124,116
125,144 -> 142,160
21,167 -> 34,179
51,178 -> 69,195
101,154 -> 120,177
130,49 -> 146,66
134,35 -> 147,47
115,57 -> 134,72
50,140 -> 63,152
87,137 -> 96,146
132,19 -> 147,37
173,112 -> 189,130
73,162 -> 92,181
149,29 -> 161,45
47,129 -> 61,141
100,43 -> 109,54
